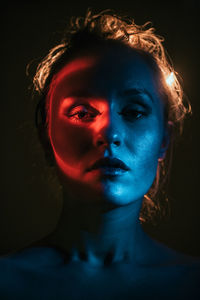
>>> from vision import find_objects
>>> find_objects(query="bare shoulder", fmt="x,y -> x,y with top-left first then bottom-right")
131,236 -> 200,299
0,245 -> 199,300
146,237 -> 200,286
0,247 -> 72,300
0,246 -> 64,270
137,232 -> 200,281
159,241 -> 200,267
140,231 -> 200,265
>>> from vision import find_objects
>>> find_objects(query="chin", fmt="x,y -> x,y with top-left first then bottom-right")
97,186 -> 142,207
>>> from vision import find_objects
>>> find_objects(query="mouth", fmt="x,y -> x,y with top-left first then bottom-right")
86,157 -> 130,176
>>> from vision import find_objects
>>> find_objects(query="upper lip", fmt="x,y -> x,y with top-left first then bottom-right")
87,157 -> 130,172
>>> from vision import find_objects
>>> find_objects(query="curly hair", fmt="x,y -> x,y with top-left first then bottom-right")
30,9 -> 191,224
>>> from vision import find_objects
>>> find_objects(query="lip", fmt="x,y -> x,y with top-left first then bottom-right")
95,166 -> 128,176
86,157 -> 130,175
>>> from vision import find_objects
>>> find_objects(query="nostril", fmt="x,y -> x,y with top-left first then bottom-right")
96,140 -> 104,147
94,134 -> 121,148
114,141 -> 120,146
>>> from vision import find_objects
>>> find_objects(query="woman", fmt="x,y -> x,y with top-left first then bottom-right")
0,9 -> 199,300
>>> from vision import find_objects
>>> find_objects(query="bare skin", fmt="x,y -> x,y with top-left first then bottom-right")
0,44 -> 199,300
0,228 -> 199,300
1,182 -> 199,300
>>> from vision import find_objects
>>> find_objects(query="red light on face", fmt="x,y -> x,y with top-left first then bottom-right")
51,98 -> 111,182
47,57 -> 112,185
47,57 -> 97,136
52,57 -> 96,84
58,98 -> 74,117
53,150 -> 82,180
43,44 -> 171,206
88,100 -> 110,134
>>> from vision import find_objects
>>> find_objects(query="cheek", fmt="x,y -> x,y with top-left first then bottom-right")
126,123 -> 163,182
50,119 -> 93,165
138,131 -> 161,161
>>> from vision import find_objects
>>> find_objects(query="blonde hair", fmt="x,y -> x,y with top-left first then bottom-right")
31,9 -> 191,223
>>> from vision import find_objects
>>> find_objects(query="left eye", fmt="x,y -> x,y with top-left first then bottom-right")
67,105 -> 99,122
120,108 -> 146,120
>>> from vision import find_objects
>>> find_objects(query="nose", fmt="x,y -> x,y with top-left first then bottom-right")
93,117 -> 122,149
94,132 -> 121,148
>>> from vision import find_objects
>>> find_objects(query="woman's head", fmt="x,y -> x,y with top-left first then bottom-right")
31,9 -> 191,222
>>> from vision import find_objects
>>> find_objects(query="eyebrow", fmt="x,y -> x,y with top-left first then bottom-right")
119,88 -> 154,103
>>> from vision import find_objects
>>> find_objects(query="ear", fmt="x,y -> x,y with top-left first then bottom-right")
158,121 -> 173,161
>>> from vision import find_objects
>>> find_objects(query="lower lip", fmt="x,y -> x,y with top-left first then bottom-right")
92,167 -> 128,176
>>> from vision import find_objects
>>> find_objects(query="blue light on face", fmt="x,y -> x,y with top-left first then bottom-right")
49,45 -> 168,206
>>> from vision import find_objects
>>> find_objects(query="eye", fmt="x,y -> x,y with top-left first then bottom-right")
122,109 -> 144,119
66,104 -> 100,123
119,104 -> 150,121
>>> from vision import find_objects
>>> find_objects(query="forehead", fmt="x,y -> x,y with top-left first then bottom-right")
50,45 -> 160,102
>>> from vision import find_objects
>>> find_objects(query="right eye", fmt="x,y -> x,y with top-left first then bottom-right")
66,105 -> 100,123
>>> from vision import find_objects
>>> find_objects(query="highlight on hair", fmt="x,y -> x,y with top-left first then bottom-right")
30,8 -> 191,224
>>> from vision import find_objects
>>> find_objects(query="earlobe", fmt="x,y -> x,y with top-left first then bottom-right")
158,121 -> 173,161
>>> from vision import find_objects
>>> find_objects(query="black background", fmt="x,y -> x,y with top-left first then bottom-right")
1,0 -> 200,256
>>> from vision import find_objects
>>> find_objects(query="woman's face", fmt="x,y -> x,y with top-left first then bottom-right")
48,45 -> 169,206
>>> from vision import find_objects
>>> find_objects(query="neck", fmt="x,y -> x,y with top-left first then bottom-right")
48,189 -> 147,266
